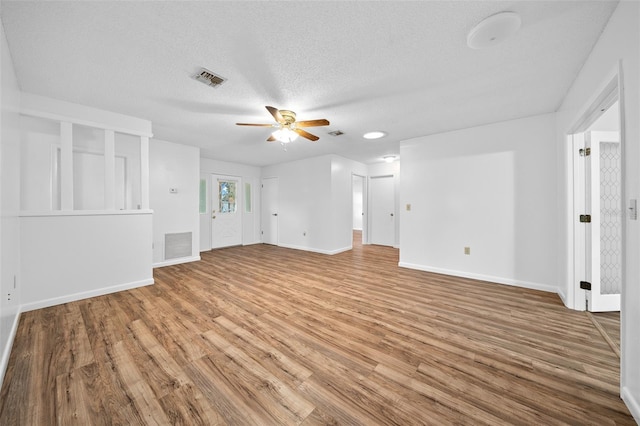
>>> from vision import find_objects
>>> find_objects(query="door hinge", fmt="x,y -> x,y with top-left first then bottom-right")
580,281 -> 592,291
579,214 -> 591,223
579,147 -> 591,156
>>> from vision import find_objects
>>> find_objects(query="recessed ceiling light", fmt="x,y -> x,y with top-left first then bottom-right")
467,12 -> 521,49
383,155 -> 397,163
363,131 -> 387,140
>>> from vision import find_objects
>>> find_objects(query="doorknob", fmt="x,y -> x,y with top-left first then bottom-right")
212,215 -> 216,219
272,213 -> 278,216
390,213 -> 394,217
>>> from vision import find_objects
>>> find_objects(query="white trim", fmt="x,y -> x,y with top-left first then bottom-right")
398,262 -> 558,294
0,307 -> 22,390
557,287 -> 568,307
622,387 -> 640,424
60,121 -> 73,210
20,108 -> 153,138
243,240 -> 262,246
20,278 -> 154,312
278,243 -> 352,255
153,255 -> 201,268
104,130 -> 116,209
19,209 -> 153,217
140,136 -> 150,209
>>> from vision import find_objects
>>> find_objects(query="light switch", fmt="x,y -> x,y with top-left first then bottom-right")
464,247 -> 470,255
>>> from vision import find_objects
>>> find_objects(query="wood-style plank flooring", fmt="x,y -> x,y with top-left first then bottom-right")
0,232 -> 634,424
591,311 -> 621,357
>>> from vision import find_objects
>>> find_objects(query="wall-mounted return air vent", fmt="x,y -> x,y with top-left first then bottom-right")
193,68 -> 226,88
165,232 -> 192,260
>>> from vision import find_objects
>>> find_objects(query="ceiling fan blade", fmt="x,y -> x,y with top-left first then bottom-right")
295,119 -> 330,128
236,123 -> 275,127
266,106 -> 285,124
294,128 -> 319,141
267,135 -> 277,142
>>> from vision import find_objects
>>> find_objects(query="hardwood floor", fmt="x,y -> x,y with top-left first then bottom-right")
591,311 -> 621,357
0,235 -> 634,425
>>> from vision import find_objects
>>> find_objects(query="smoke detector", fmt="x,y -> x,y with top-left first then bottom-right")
193,68 -> 226,88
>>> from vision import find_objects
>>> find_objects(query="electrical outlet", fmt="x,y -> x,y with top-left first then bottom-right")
464,247 -> 470,255
406,204 -> 411,211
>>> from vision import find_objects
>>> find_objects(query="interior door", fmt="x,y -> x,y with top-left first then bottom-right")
369,175 -> 395,247
585,131 -> 622,312
211,175 -> 242,249
261,177 -> 279,245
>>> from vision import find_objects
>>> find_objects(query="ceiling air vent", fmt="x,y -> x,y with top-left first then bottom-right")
193,68 -> 226,88
328,130 -> 344,137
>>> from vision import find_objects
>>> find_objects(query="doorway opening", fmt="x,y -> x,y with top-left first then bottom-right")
352,174 -> 366,247
568,73 -> 622,313
567,69 -> 624,367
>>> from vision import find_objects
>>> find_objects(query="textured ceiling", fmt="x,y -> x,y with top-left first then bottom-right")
1,1 -> 618,166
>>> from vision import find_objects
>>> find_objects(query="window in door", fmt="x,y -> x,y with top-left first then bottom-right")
219,180 -> 237,213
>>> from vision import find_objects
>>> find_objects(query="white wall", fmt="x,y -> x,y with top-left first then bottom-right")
262,155 -> 366,254
262,155 -> 333,252
399,113 -> 557,293
555,1 -> 639,420
150,138 -> 200,266
200,158 -> 262,248
20,211 -> 153,311
0,19 -> 22,386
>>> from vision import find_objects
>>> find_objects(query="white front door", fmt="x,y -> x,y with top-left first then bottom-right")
369,175 -> 395,247
585,131 -> 622,312
211,175 -> 242,249
261,177 -> 279,245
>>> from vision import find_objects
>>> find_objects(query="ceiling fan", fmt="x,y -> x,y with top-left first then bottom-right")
236,106 -> 330,143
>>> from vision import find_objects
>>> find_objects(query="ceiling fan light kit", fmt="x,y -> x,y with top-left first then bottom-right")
467,11 -> 521,49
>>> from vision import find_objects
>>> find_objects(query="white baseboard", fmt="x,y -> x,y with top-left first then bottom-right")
153,255 -> 201,268
556,287 -> 568,306
397,262 -> 558,294
622,387 -> 640,424
243,241 -> 262,246
278,243 -> 353,255
0,307 -> 22,390
21,278 -> 155,312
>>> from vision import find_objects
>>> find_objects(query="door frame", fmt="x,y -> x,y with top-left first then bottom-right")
566,63 -> 625,311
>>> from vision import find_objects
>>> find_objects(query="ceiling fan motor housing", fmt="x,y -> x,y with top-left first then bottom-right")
279,110 -> 297,125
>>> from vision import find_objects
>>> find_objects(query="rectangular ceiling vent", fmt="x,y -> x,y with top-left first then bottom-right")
328,130 -> 344,137
194,68 -> 226,88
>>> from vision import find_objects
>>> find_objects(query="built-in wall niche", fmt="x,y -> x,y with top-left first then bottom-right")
20,115 -> 143,211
